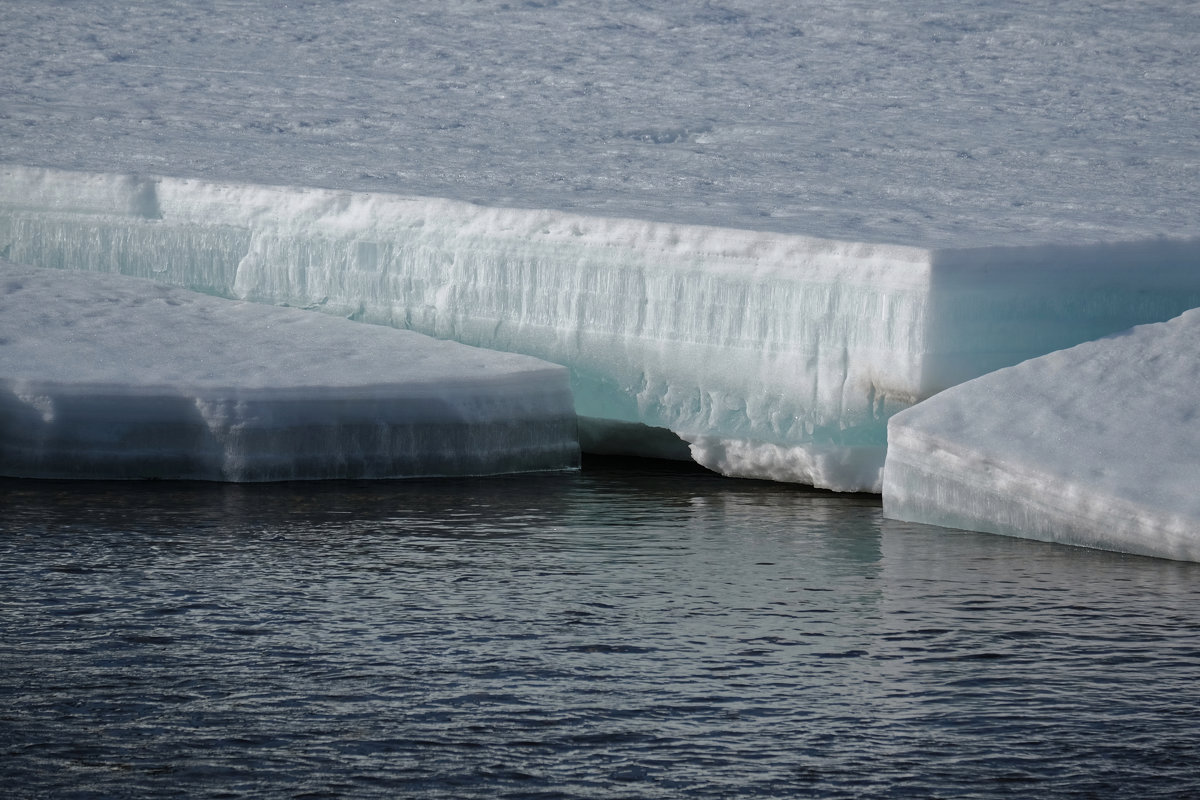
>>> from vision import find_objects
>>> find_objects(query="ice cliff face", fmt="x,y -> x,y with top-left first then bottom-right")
3,166 -> 1200,491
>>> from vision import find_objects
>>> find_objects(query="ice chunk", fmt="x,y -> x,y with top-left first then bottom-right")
0,260 -> 579,481
883,309 -> 1200,561
3,166 -> 1200,491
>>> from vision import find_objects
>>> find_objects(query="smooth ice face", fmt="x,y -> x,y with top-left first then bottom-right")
0,260 -> 579,481
883,309 -> 1200,562
4,167 -> 1200,491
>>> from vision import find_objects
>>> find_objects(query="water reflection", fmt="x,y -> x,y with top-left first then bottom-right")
2,465 -> 1199,799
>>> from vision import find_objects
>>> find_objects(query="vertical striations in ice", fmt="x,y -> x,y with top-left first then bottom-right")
4,166 -> 1200,491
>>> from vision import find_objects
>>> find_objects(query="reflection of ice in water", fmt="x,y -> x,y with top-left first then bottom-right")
874,513 -> 1200,752
5,469 -> 1200,796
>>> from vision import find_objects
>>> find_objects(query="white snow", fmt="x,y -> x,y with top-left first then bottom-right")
2,1 -> 1197,248
0,260 -> 579,481
883,310 -> 1200,561
4,166 -> 1199,491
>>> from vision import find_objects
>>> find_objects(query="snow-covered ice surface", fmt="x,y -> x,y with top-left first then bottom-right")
883,310 -> 1200,561
2,2 -> 1199,489
2,1 -> 1197,248
0,260 -> 579,481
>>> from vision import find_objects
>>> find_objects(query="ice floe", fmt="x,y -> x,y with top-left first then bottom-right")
884,310 -> 1200,561
0,260 -> 578,481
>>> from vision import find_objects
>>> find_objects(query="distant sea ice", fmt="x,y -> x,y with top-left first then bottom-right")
883,309 -> 1200,561
0,260 -> 579,481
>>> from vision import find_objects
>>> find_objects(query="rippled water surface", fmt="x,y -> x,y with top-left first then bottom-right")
3,461 -> 1200,799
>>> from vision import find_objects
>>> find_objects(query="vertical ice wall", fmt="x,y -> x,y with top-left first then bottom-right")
4,166 -> 1200,491
922,241 -> 1200,393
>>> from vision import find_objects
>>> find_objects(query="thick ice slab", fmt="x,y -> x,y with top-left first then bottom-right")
3,166 -> 1199,491
883,310 -> 1200,561
0,261 -> 579,481
2,2 -> 1198,490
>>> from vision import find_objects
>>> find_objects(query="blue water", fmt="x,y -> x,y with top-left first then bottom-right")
2,460 -> 1199,799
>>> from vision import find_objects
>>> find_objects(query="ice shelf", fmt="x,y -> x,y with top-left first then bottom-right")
884,309 -> 1200,561
3,166 -> 1200,490
0,259 -> 579,481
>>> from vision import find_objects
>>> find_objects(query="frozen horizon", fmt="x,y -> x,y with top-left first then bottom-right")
2,0 -> 1198,249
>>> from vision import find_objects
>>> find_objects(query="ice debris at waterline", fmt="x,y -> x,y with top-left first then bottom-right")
4,167 -> 1200,490
0,261 -> 579,481
883,309 -> 1200,562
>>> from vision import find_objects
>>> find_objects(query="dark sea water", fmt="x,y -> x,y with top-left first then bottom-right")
2,459 -> 1199,799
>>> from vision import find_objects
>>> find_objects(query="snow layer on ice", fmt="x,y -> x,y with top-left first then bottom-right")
0,260 -> 579,481
883,310 -> 1200,561
1,1 -> 1197,249
4,167 -> 1199,491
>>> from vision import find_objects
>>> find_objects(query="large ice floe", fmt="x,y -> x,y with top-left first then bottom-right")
2,2 -> 1200,492
884,310 -> 1200,562
3,166 -> 1200,490
0,259 -> 578,481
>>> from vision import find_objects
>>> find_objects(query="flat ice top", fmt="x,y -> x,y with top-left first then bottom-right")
0,260 -> 561,393
2,1 -> 1197,249
884,309 -> 1200,560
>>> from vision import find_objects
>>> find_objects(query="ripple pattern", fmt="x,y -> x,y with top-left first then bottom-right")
2,463 -> 1199,798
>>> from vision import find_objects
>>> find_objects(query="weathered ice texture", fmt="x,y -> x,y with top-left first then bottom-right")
4,167 -> 1199,489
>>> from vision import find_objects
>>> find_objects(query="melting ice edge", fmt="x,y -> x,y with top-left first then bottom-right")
2,165 -> 1200,508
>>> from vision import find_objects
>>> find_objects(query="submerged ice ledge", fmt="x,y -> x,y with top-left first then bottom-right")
0,259 -> 579,481
3,165 -> 1200,491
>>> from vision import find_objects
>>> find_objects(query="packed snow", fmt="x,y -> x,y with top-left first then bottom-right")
883,310 -> 1200,561
4,166 -> 1199,491
0,260 -> 579,481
